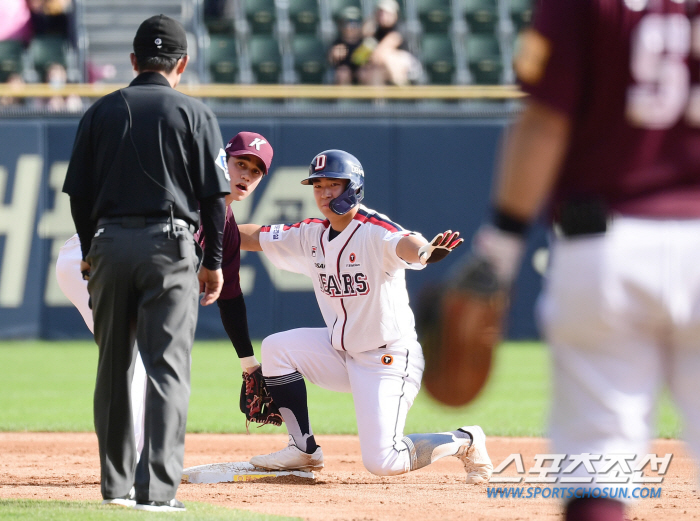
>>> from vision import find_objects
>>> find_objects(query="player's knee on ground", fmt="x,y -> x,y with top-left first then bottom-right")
361,449 -> 409,476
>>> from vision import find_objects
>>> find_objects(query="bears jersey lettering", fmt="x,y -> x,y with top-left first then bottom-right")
259,205 -> 425,352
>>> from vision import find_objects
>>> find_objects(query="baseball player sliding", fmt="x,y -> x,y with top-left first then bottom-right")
239,149 -> 493,482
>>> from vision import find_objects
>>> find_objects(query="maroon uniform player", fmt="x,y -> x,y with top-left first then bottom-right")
459,0 -> 700,519
196,131 -> 282,426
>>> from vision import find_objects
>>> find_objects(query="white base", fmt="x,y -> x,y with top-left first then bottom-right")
182,461 -> 315,484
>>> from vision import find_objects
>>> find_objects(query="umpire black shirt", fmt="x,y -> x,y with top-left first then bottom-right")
63,72 -> 230,259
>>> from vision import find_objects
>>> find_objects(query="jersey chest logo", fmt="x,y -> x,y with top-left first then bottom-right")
318,272 -> 369,297
381,355 -> 393,366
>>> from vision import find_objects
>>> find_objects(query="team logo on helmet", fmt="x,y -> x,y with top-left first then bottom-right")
314,154 -> 327,171
381,355 -> 393,366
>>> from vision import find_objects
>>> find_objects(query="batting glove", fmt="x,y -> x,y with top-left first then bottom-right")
418,230 -> 464,265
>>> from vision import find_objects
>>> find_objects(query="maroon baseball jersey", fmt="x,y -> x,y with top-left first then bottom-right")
196,204 -> 242,300
516,0 -> 700,217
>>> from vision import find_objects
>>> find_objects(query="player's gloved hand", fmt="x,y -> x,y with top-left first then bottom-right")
240,366 -> 283,431
418,230 -> 465,265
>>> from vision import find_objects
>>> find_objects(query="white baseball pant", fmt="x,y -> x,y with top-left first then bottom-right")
538,217 -> 700,501
262,327 -> 424,475
56,234 -> 147,457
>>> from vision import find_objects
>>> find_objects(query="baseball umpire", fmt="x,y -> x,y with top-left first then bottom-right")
421,0 -> 700,520
62,14 -> 230,512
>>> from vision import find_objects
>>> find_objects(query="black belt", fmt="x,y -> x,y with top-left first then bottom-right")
97,216 -> 196,234
555,200 -> 608,237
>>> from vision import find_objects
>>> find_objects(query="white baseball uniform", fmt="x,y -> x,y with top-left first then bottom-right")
259,205 -> 428,475
56,234 -> 147,456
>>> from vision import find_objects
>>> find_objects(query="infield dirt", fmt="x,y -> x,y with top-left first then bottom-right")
0,433 -> 697,520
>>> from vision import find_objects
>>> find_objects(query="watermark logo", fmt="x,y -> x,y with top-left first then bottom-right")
490,453 -> 673,484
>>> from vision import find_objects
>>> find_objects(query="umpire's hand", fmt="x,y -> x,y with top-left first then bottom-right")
198,267 -> 224,305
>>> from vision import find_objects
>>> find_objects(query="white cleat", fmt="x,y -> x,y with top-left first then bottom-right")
456,425 -> 493,484
250,435 -> 324,472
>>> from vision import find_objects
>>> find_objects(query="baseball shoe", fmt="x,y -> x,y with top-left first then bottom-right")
101,487 -> 136,508
133,499 -> 186,512
456,425 -> 493,484
250,435 -> 324,471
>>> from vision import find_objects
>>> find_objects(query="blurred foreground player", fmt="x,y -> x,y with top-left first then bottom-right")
450,0 -> 700,519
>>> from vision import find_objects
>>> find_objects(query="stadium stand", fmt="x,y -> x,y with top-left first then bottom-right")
1,0 -> 532,90
509,0 -> 532,34
29,35 -> 69,79
289,0 -> 321,35
246,0 -> 277,34
292,35 -> 327,84
416,0 -> 452,34
248,35 -> 282,84
420,34 -> 454,85
208,34 -> 238,83
466,33 -> 502,84
463,0 -> 498,34
0,40 -> 24,83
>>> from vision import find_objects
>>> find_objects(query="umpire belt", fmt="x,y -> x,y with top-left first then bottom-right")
97,216 -> 196,234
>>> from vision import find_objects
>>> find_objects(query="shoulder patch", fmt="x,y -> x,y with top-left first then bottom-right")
215,148 -> 230,181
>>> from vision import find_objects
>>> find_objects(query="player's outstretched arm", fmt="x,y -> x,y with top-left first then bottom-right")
397,231 -> 464,265
238,224 -> 263,251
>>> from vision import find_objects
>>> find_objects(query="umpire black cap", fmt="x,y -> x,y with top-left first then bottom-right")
133,14 -> 188,59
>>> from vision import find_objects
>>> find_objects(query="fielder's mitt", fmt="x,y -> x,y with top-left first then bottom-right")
240,366 -> 283,430
416,256 -> 508,407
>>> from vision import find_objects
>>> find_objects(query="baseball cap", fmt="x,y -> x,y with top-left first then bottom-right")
340,6 -> 363,24
225,132 -> 274,175
133,14 -> 188,59
377,0 -> 400,14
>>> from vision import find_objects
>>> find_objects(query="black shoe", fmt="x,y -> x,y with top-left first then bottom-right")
101,487 -> 136,507
134,499 -> 186,512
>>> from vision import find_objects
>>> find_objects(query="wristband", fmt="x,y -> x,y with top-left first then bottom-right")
473,225 -> 526,285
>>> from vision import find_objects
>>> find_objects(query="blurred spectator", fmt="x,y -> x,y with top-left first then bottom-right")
44,62 -> 82,111
328,7 -> 371,85
361,0 -> 419,86
0,73 -> 26,107
27,0 -> 72,38
0,0 -> 33,43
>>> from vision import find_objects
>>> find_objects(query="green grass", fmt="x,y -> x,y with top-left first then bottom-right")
0,340 -> 682,437
0,499 -> 297,520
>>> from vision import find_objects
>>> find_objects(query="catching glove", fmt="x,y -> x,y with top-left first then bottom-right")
240,366 -> 283,430
416,225 -> 525,407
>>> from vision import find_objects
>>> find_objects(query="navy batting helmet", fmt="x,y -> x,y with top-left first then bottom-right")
301,149 -> 365,215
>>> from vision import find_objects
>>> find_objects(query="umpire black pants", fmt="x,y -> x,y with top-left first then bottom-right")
86,221 -> 199,502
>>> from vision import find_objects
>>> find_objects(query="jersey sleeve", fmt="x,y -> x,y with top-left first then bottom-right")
514,0 -> 587,117
380,228 -> 427,273
259,222 -> 313,276
219,207 -> 243,300
190,107 -> 230,200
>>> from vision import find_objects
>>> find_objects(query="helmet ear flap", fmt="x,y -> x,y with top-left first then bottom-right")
330,180 -> 363,215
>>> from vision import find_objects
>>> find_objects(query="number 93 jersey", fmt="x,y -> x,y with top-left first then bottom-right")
516,0 -> 700,219
258,205 -> 426,353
